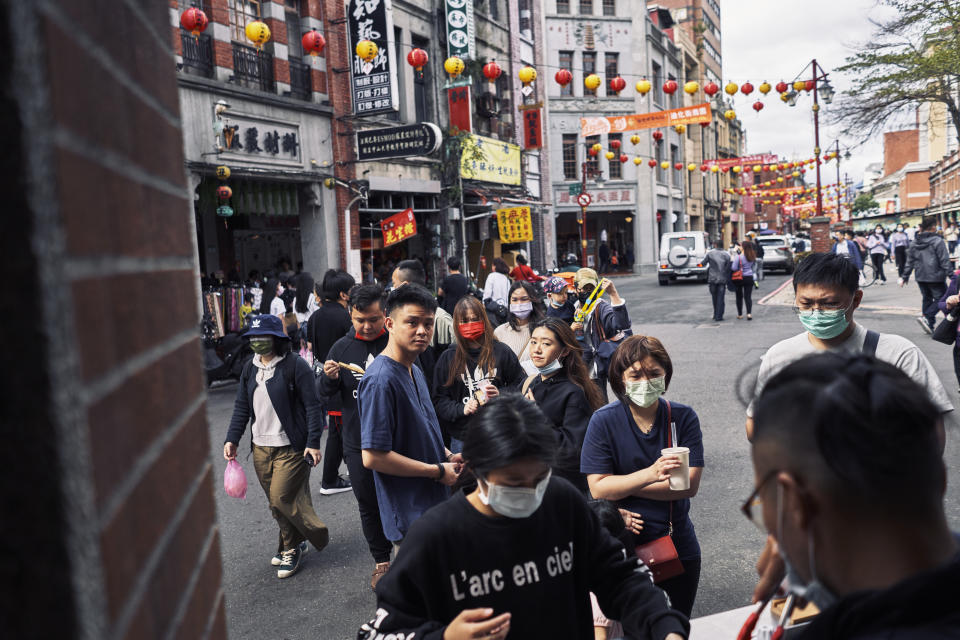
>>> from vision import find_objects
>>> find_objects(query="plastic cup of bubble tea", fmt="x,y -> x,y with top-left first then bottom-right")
661,446 -> 690,490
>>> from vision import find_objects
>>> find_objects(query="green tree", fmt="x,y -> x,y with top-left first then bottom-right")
851,193 -> 880,213
831,0 -> 960,142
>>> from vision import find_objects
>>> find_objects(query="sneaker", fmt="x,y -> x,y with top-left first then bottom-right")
916,316 -> 933,335
319,476 -> 352,495
371,562 -> 390,591
272,541 -> 307,566
277,545 -> 303,578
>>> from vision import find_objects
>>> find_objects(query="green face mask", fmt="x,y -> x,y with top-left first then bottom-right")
249,338 -> 274,355
625,376 -> 666,408
798,307 -> 850,340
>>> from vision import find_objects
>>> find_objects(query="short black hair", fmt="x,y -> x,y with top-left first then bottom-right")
243,293 -> 254,304
350,284 -> 385,313
384,283 -> 437,316
755,353 -> 944,518
447,256 -> 461,271
462,393 -> 557,477
589,499 -> 626,538
516,254 -> 528,265
322,269 -> 356,302
920,217 -> 937,231
396,259 -> 426,286
792,252 -> 859,295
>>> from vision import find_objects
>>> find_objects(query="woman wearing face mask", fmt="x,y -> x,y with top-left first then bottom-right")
889,224 -> 910,277
731,241 -> 758,320
358,394 -> 689,640
522,318 -> 607,492
866,226 -> 889,284
543,276 -> 576,323
494,281 -> 546,375
581,335 -> 705,618
434,296 -> 526,453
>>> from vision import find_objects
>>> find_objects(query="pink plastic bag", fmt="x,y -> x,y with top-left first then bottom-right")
224,459 -> 247,499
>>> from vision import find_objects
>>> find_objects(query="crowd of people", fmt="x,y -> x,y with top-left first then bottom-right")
220,248 -> 958,640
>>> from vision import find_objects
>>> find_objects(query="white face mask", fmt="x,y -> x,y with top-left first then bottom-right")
536,358 -> 563,375
774,484 -> 838,611
478,470 -> 551,519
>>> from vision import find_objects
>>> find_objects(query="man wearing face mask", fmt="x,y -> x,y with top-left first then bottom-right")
571,268 -> 631,401
748,353 -> 960,638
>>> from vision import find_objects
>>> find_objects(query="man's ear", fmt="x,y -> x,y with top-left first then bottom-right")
777,471 -> 818,532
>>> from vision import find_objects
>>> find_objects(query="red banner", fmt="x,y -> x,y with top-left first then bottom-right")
704,154 -> 779,169
381,208 -> 417,247
447,86 -> 472,133
580,103 -> 712,137
522,109 -> 542,150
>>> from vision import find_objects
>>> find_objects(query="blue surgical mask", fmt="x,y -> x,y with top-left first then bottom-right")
775,484 -> 838,611
478,470 -> 551,518
537,359 -> 563,375
797,299 -> 854,340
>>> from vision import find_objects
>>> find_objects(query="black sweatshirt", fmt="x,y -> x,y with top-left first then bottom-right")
432,341 -> 526,440
307,302 -> 352,411
528,371 -> 593,489
358,477 -> 689,640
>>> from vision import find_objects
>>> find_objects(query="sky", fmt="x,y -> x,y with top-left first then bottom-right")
720,0 -> 899,185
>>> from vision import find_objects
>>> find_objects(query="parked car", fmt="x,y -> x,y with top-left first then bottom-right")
658,231 -> 711,285
756,234 -> 795,273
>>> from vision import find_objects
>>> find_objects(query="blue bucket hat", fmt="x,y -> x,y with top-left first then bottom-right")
244,314 -> 288,339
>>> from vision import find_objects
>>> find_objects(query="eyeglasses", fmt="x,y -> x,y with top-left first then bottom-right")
740,471 -> 777,533
791,297 -> 853,315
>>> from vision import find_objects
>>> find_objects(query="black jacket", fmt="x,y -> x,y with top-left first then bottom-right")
580,299 -> 632,375
903,232 -> 951,283
546,298 -> 576,323
225,354 -> 324,451
528,370 -> 593,490
432,342 -> 525,440
306,302 -> 352,362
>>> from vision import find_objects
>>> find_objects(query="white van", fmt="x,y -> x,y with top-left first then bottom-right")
658,231 -> 710,285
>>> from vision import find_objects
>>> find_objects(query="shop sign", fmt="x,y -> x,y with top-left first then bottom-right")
704,153 -> 778,169
460,134 -> 521,185
444,0 -> 476,60
522,109 -> 542,150
381,207 -> 417,247
496,206 -> 533,243
447,86 -> 472,132
356,123 -> 442,161
568,183 -> 582,196
555,187 -> 635,207
216,205 -> 234,217
580,103 -> 713,137
347,0 -> 399,116
217,113 -> 302,166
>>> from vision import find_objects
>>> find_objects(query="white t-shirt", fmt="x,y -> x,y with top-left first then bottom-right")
836,240 -> 849,256
747,323 -> 953,417
270,296 -> 285,317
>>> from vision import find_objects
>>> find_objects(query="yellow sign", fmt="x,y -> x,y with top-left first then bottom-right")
460,134 -> 522,185
496,206 -> 533,243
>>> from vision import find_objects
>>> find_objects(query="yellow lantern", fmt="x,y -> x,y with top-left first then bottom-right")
605,151 -> 615,160
758,81 -> 771,95
674,124 -> 686,134
660,161 -> 670,170
710,165 -> 720,173
792,171 -> 800,177
724,81 -> 738,95
245,20 -> 272,50
732,165 -> 741,173
683,81 -> 699,95
724,109 -> 736,120
215,165 -> 231,180
792,80 -> 806,91
630,134 -> 641,145
687,163 -> 697,171
518,66 -> 537,85
591,142 -> 603,153
356,39 -> 378,62
633,156 -> 642,165
780,92 -> 789,102
585,74 -> 601,91
777,177 -> 784,182
444,56 -> 465,79
753,165 -> 762,173
635,79 -> 652,95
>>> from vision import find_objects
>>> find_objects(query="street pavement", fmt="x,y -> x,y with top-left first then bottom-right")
205,271 -> 960,639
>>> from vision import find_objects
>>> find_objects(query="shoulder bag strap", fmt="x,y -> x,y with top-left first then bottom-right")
666,400 -> 674,536
863,330 -> 880,357
521,373 -> 538,396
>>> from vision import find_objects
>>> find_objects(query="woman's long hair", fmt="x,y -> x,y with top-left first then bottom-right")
262,277 -> 280,314
493,257 -> 510,275
294,272 -> 314,314
445,296 -> 497,388
506,280 -> 546,330
742,240 -> 758,263
532,318 -> 605,410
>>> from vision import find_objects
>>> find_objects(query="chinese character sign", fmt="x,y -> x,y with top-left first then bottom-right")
580,103 -> 713,137
496,206 -> 533,243
460,134 -> 521,185
381,208 -> 417,247
447,86 -> 472,133
348,0 -> 399,116
445,0 -> 476,59
522,109 -> 542,150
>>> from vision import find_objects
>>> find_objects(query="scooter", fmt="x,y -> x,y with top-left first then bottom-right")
202,316 -> 252,386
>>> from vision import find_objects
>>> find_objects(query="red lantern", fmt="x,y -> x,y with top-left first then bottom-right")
406,47 -> 428,71
610,139 -> 621,150
703,81 -> 719,96
652,130 -> 663,142
589,147 -> 599,156
740,82 -> 754,96
609,76 -> 626,95
775,81 -> 788,94
620,154 -> 629,164
721,166 -> 729,173
302,29 -> 326,57
180,7 -> 209,36
804,80 -> 815,92
700,121 -> 710,128
482,60 -> 502,82
674,162 -> 683,171
648,159 -> 657,168
700,164 -> 708,172
555,68 -> 572,87
663,80 -> 678,95
752,100 -> 764,112
216,185 -> 232,200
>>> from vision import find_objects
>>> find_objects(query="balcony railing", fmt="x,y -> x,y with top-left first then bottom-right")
288,59 -> 312,101
231,43 -> 276,93
180,31 -> 213,78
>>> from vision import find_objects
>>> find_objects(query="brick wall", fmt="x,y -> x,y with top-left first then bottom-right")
809,216 -> 833,253
883,129 -> 919,177
3,2 -> 225,639
901,169 -> 932,210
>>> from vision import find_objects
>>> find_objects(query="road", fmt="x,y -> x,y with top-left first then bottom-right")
206,272 -> 960,639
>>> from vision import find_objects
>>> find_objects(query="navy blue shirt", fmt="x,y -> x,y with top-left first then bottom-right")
580,398 -> 704,559
359,354 -> 448,542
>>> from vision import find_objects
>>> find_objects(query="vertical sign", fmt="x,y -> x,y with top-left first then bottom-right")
522,109 -> 542,150
445,0 -> 476,59
347,0 -> 399,116
447,86 -> 472,133
496,206 -> 534,242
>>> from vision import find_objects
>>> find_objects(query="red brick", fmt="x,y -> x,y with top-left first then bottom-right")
72,270 -> 198,382
304,0 -> 324,19
99,406 -> 208,621
209,0 -> 230,25
311,68 -> 327,94
172,26 -> 183,56
274,57 -> 290,84
173,525 -> 224,640
87,341 -> 203,507
265,17 -> 288,45
213,38 -> 233,69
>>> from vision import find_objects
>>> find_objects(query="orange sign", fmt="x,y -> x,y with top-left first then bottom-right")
381,208 -> 417,247
580,103 -> 712,137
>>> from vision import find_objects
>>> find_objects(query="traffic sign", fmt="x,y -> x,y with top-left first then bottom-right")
568,183 -> 582,196
577,193 -> 592,207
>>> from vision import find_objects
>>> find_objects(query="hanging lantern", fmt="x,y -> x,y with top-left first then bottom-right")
406,47 -> 428,71
482,60 -> 502,82
703,81 -> 719,97
518,66 -> 537,85
591,142 -> 603,153
758,81 -> 771,95
605,151 -> 615,160
700,164 -> 708,172
652,130 -> 663,142
648,159 -> 657,168
661,161 -> 671,170
356,39 -> 378,62
753,165 -> 762,173
752,100 -> 764,113
674,124 -> 686,134
633,156 -> 642,165
609,76 -> 626,95
740,82 -> 754,96
780,92 -> 789,102
620,154 -> 629,164
663,80 -> 678,95
711,165 -> 720,173
444,56 -> 465,79
674,162 -> 683,171
302,29 -> 326,57
635,79 -> 652,95
792,80 -> 806,91
724,109 -> 736,120
792,171 -> 800,177
724,81 -> 738,95
683,81 -> 699,95
775,81 -> 788,93
216,185 -> 233,200
610,139 -> 622,150
555,68 -> 573,87
804,80 -> 815,92
215,165 -> 231,180
721,166 -> 729,173
732,166 -> 742,173
687,163 -> 697,171
630,134 -> 641,145
700,121 -> 710,128
180,7 -> 209,37
584,74 -> 601,91
245,20 -> 272,50
589,147 -> 599,157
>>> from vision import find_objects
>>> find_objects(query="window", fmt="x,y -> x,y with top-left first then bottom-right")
497,74 -> 513,137
583,52 -> 597,95
563,134 -> 579,180
229,0 -> 261,42
556,0 -> 570,13
652,62 -> 663,105
703,39 -> 720,64
559,51 -> 573,96
703,14 -> 721,41
387,27 -> 402,121
708,0 -> 721,18
412,35 -> 431,122
284,1 -> 303,58
670,144 -> 680,184
604,53 -> 619,96
602,0 -> 615,16
608,134 -> 622,179
519,0 -> 532,38
488,0 -> 500,21
585,135 -> 600,174
579,0 -> 593,15
655,144 -> 665,183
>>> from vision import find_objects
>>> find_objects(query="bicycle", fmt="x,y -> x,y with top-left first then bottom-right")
860,262 -> 878,288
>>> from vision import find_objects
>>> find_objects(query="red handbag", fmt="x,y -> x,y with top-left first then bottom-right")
634,401 -> 685,583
